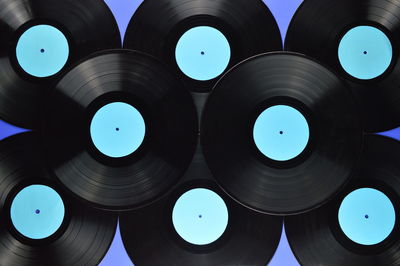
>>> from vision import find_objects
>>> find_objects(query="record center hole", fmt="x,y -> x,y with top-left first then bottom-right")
198,214 -> 202,219
115,127 -> 120,131
40,49 -> 45,53
365,214 -> 369,219
279,131 -> 284,135
363,51 -> 368,55
201,51 -> 205,55
35,209 -> 40,214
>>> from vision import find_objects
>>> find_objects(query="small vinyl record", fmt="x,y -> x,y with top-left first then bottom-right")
120,142 -> 282,266
0,132 -> 117,265
285,134 -> 400,266
201,52 -> 363,215
0,0 -> 121,129
285,0 -> 400,132
123,0 -> 282,93
42,49 -> 198,211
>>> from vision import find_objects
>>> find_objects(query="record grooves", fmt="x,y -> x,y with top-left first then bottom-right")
120,141 -> 282,266
285,0 -> 400,132
124,0 -> 282,92
42,49 -> 198,211
201,52 -> 363,215
1,1 -> 396,265
285,135 -> 400,266
0,132 -> 117,265
0,0 -> 121,129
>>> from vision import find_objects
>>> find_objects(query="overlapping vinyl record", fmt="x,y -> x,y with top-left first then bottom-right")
0,132 -> 117,265
42,49 -> 198,211
0,0 -> 121,129
285,134 -> 400,266
123,0 -> 282,92
285,0 -> 400,132
2,0 -> 400,265
201,52 -> 363,215
120,143 -> 282,266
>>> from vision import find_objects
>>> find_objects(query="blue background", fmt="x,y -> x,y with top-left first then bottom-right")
1,0 -> 399,265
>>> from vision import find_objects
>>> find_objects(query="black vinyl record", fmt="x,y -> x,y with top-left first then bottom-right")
201,52 -> 363,215
123,0 -> 282,93
285,134 -> 400,266
285,0 -> 400,132
120,142 -> 282,266
0,0 -> 121,129
42,50 -> 198,211
0,132 -> 117,265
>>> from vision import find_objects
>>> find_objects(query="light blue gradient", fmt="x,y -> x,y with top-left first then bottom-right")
338,26 -> 392,80
104,0 -> 142,42
10,185 -> 65,239
0,120 -> 28,141
172,188 -> 229,245
16,25 -> 69,77
339,188 -> 396,245
269,225 -> 299,266
378,128 -> 400,140
175,26 -> 231,81
100,222 -> 133,266
90,102 -> 145,158
265,0 -> 302,44
253,105 -> 309,161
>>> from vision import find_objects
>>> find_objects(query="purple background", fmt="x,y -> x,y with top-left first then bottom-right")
1,0 -> 400,265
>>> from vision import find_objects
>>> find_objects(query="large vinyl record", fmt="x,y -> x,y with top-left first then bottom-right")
120,143 -> 282,266
285,135 -> 400,266
201,52 -> 363,215
0,132 -> 117,265
285,0 -> 400,132
0,0 -> 121,129
123,0 -> 282,92
42,50 -> 198,211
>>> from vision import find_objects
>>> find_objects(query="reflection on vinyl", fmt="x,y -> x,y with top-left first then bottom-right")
285,0 -> 400,132
120,144 -> 282,266
0,132 -> 117,265
286,135 -> 400,266
0,0 -> 121,129
201,52 -> 363,215
124,0 -> 282,92
42,50 -> 198,210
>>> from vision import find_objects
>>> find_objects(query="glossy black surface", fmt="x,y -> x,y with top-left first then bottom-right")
0,132 -> 117,265
0,0 -> 121,129
285,0 -> 400,132
120,143 -> 282,266
201,52 -> 363,215
124,0 -> 282,92
42,50 -> 198,210
286,135 -> 400,266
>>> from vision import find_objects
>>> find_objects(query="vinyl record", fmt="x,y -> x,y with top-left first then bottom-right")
285,134 -> 400,266
0,132 -> 117,265
0,0 -> 121,129
120,143 -> 282,266
201,52 -> 363,215
285,0 -> 400,132
42,50 -> 198,211
123,0 -> 282,93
